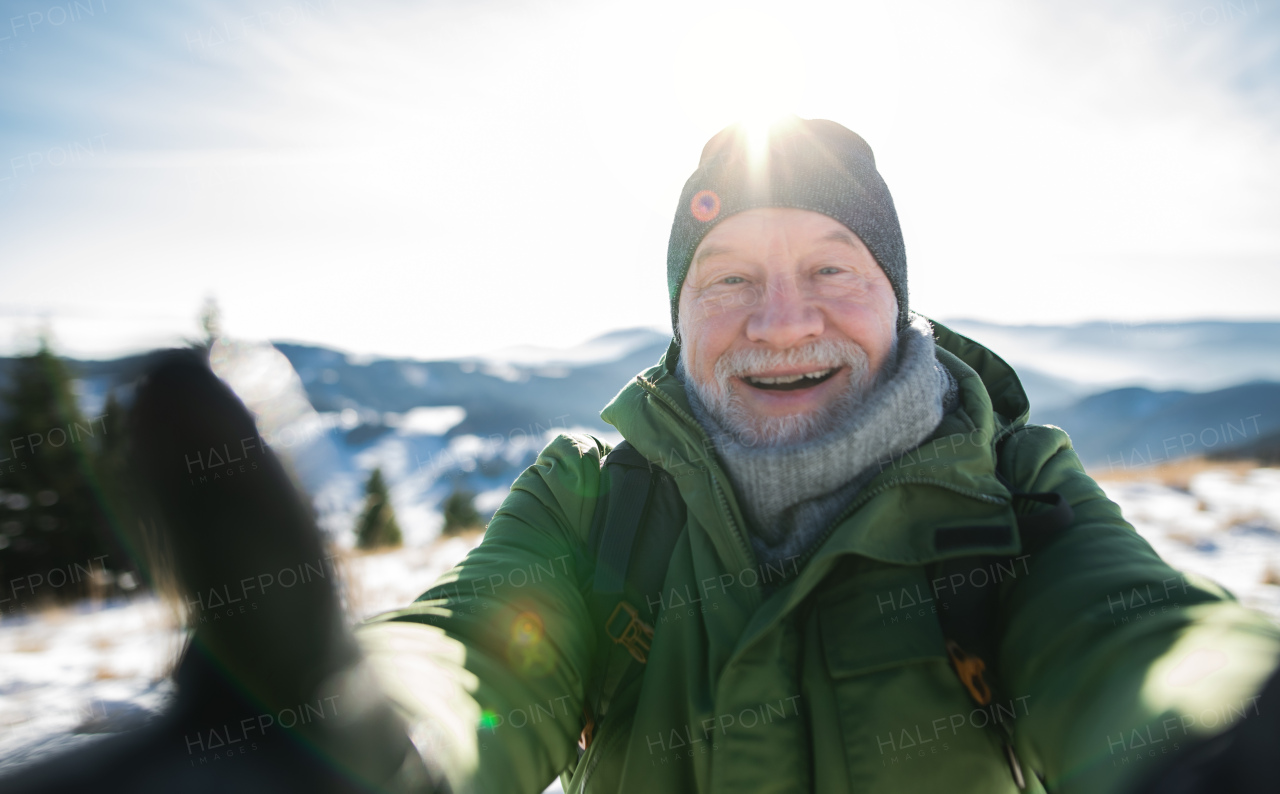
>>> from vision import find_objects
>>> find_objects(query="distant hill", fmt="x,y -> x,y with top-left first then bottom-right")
4,321 -> 1277,543
1038,382 -> 1280,471
1008,367 -> 1093,416
1209,428 -> 1280,466
944,319 -> 1280,395
273,327 -> 671,438
0,332 -> 675,545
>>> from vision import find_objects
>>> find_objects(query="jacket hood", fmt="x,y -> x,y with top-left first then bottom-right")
928,319 -> 1030,433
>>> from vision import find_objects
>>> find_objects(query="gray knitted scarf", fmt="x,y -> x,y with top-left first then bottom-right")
681,316 -> 957,576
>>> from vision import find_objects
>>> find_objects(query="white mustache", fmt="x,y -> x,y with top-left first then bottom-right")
713,338 -> 869,385
683,337 -> 878,447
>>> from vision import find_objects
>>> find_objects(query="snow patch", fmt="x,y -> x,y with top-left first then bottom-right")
475,487 -> 511,515
393,406 -> 466,436
1097,467 -> 1280,621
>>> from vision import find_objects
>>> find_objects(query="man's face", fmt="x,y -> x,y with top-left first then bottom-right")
678,207 -> 899,446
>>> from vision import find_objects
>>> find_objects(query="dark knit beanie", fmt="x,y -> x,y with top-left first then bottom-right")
667,116 -> 909,333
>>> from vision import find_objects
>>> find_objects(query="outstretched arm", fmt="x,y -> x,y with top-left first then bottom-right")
359,433 -> 607,794
997,426 -> 1280,794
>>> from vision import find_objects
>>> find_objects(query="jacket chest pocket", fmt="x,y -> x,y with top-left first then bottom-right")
815,564 -> 1019,793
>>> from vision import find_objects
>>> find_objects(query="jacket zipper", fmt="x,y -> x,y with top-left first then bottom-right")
634,376 -> 757,575
574,709 -> 633,793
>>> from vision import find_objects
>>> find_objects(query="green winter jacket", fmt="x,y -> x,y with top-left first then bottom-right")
359,320 -> 1280,794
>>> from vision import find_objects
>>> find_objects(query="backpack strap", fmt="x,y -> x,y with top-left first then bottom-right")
590,442 -> 654,595
928,428 -> 1075,790
580,441 -> 684,751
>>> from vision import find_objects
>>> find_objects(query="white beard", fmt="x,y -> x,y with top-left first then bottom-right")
681,335 -> 891,448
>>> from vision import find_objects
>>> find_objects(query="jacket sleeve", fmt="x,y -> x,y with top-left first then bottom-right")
356,433 -> 606,794
997,425 -> 1280,794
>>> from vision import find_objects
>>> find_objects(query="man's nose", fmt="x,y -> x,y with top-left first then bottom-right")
745,274 -> 824,348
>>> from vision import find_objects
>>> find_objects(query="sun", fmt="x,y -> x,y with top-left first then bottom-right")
741,110 -> 798,166
670,9 -> 807,137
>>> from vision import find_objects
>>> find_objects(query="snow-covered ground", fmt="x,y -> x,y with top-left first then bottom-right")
2,466 -> 1277,787
0,597 -> 180,763
0,532 -> 488,771
334,532 -> 486,619
1097,467 -> 1280,621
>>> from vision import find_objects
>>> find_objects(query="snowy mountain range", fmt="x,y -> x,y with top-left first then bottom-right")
944,319 -> 1280,409
269,320 -> 1280,471
2,321 -> 1276,543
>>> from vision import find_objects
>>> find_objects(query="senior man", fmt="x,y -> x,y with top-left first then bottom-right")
357,117 -> 1280,794
4,117 -> 1277,794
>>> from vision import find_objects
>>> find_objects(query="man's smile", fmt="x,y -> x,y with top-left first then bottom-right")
740,366 -> 842,391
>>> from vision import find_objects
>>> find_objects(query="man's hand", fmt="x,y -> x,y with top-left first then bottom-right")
1127,665 -> 1280,794
1,349 -> 437,793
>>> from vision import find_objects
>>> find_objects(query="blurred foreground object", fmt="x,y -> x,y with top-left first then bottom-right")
0,349 -> 436,793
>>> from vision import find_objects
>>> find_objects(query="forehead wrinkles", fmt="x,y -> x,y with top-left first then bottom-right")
692,219 -> 860,278
692,213 -> 786,262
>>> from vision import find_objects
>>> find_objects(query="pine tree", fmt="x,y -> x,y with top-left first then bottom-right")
441,489 -> 482,536
0,338 -> 121,604
355,467 -> 402,549
198,296 -> 222,349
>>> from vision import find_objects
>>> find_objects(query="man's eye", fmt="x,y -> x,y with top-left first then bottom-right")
722,276 -> 745,285
817,267 -> 841,275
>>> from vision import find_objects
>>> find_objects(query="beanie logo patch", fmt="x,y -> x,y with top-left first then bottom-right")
690,190 -> 721,222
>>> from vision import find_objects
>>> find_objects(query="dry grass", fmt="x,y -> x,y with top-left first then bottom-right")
12,635 -> 49,654
93,666 -> 122,681
1165,531 -> 1201,548
1088,456 -> 1260,490
1226,510 -> 1270,530
332,530 -> 485,618
0,597 -> 69,625
445,527 -> 486,543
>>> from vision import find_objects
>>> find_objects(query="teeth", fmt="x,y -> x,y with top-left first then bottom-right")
746,368 -> 833,385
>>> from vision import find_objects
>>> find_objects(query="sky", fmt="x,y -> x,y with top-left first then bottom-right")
0,0 -> 1277,361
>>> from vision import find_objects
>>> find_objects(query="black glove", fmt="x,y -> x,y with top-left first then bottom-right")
1,349 -> 440,793
1126,663 -> 1280,794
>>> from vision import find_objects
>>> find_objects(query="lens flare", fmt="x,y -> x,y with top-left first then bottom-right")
507,610 -> 554,677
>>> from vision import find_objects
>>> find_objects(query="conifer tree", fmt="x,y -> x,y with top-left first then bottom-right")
355,467 -> 402,549
441,489 -> 482,536
0,338 -> 119,602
